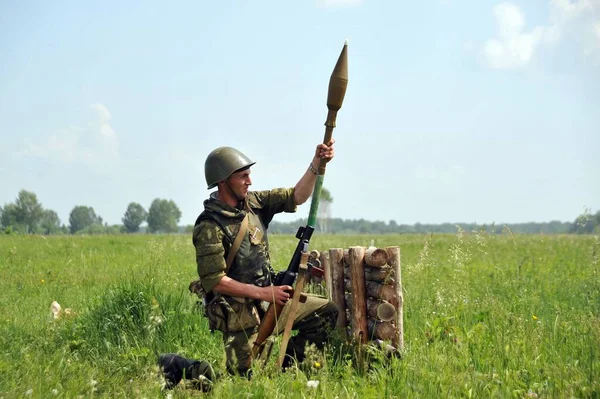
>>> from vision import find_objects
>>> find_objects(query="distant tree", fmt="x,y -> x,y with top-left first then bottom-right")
570,208 -> 599,234
15,190 -> 44,233
76,224 -> 121,235
0,190 -> 45,233
270,217 -> 582,235
122,202 -> 148,233
69,206 -> 102,234
372,220 -> 388,234
317,187 -> 333,233
105,225 -> 122,235
39,210 -> 62,235
0,203 -> 20,231
147,199 -> 181,233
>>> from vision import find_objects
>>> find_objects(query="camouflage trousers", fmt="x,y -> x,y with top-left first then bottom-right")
222,294 -> 338,376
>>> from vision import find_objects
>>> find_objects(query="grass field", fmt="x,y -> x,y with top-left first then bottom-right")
1,231 -> 598,398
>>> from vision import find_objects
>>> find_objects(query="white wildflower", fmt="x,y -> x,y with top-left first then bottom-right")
307,380 -> 320,389
51,301 -> 62,319
51,389 -> 59,395
25,389 -> 33,396
50,301 -> 75,319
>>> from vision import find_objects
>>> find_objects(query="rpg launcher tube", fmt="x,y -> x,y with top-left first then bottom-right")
308,40 -> 349,227
321,40 -> 349,173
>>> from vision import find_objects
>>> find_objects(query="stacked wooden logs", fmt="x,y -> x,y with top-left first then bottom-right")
304,250 -> 328,297
323,246 -> 403,350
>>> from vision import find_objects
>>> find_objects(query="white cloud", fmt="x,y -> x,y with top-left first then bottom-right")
496,3 -> 525,36
483,0 -> 600,69
316,0 -> 363,8
584,20 -> 600,63
20,103 -> 120,169
551,0 -> 592,23
91,103 -> 111,123
90,103 -> 118,159
483,4 -> 546,69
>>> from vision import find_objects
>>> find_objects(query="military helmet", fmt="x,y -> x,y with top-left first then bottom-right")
204,147 -> 256,189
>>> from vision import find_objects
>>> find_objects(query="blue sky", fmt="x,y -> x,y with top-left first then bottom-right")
1,0 -> 598,227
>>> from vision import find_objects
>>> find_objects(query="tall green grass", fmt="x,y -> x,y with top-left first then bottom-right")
0,232 -> 598,398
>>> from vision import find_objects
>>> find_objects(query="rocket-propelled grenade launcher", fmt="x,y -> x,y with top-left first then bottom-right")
252,41 -> 349,360
276,40 -> 349,286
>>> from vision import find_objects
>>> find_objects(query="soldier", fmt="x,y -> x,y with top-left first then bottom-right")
192,143 -> 339,376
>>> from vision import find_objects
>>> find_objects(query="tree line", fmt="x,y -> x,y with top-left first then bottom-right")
268,218 -> 594,235
1,189 -> 182,235
1,189 -> 599,235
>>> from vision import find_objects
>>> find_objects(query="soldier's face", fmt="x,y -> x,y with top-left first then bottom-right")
227,169 -> 252,200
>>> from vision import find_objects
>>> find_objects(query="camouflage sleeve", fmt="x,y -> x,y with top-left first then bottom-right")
249,188 -> 297,226
193,220 -> 227,293
274,187 -> 298,213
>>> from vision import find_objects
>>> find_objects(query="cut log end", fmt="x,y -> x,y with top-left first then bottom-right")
376,302 -> 397,322
367,319 -> 396,341
365,246 -> 389,267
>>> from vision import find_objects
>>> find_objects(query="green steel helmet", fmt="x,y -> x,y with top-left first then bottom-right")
204,147 -> 256,189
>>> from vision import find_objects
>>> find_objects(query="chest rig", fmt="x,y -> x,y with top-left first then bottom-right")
196,204 -> 274,288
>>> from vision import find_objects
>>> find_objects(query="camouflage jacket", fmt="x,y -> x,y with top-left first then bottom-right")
192,188 -> 297,294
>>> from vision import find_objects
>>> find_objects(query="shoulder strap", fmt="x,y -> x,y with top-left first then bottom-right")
225,214 -> 248,271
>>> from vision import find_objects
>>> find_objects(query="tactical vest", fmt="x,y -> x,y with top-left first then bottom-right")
195,208 -> 274,288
